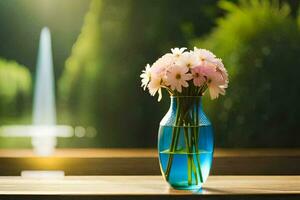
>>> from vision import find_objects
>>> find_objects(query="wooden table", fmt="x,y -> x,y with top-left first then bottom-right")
0,176 -> 299,199
0,148 -> 299,175
0,149 -> 299,199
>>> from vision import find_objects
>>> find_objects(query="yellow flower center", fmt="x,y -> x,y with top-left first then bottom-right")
176,74 -> 181,80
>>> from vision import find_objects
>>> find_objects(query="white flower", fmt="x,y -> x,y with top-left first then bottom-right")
169,47 -> 187,62
193,47 -> 217,65
175,51 -> 200,68
140,64 -> 151,90
153,54 -> 175,70
208,83 -> 226,100
148,76 -> 163,101
166,66 -> 192,93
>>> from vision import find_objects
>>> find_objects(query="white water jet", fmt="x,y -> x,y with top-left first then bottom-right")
32,27 -> 57,155
33,27 -> 56,125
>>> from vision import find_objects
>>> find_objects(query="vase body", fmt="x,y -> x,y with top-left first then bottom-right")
158,96 -> 214,190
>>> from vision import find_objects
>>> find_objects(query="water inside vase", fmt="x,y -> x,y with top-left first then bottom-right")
158,125 -> 213,190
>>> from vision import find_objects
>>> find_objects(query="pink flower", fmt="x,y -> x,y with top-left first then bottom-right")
199,63 -> 228,99
191,66 -> 206,87
166,66 -> 192,93
211,58 -> 229,85
151,54 -> 176,85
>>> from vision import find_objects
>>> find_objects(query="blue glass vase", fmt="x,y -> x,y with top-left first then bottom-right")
158,96 -> 214,190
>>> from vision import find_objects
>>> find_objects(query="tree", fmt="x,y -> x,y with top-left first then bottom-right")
0,58 -> 31,124
194,0 -> 300,147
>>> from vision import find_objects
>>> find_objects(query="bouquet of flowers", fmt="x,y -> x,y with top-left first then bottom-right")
140,47 -> 229,188
140,47 -> 228,101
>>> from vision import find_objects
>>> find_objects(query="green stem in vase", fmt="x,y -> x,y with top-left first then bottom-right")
189,126 -> 199,184
194,133 -> 203,183
165,97 -> 181,181
189,125 -> 199,185
183,99 -> 193,186
187,106 -> 200,185
194,98 -> 203,183
184,98 -> 200,186
183,126 -> 192,185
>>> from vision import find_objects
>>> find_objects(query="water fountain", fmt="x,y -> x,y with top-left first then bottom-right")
0,27 -> 73,156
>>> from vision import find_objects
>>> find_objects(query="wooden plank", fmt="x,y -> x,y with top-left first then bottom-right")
0,148 -> 156,158
0,176 -> 299,200
0,148 -> 299,175
1,148 -> 299,158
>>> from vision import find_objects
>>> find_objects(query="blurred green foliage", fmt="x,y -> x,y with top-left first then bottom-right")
59,0 -> 219,147
194,0 -> 300,147
0,0 -> 90,76
0,59 -> 31,124
1,0 -> 299,148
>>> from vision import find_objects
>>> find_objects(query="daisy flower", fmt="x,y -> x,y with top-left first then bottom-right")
194,47 -> 217,65
170,47 -> 187,61
166,66 -> 192,93
199,63 -> 228,99
191,66 -> 206,87
151,64 -> 167,86
148,76 -> 163,101
152,54 -> 175,72
140,64 -> 151,90
175,51 -> 200,68
212,58 -> 229,85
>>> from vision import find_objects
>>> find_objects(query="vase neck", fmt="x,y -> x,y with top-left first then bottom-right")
160,95 -> 210,126
169,96 -> 202,116
170,96 -> 202,107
